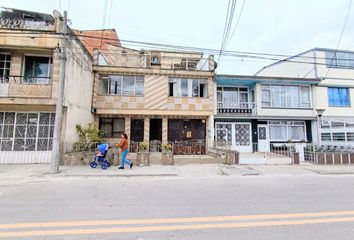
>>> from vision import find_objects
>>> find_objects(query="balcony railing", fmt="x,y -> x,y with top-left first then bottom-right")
217,102 -> 256,114
0,76 -> 52,98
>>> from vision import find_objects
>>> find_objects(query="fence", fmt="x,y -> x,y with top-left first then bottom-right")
304,144 -> 354,164
65,140 -> 207,155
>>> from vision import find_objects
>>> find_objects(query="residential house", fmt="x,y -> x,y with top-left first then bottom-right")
0,8 -> 94,164
215,75 -> 320,153
256,48 -> 354,146
90,44 -> 216,154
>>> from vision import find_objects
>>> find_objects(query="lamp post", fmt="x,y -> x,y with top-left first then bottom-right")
315,109 -> 325,147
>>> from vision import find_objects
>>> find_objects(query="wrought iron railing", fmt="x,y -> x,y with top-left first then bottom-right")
0,76 -> 52,98
217,102 -> 256,114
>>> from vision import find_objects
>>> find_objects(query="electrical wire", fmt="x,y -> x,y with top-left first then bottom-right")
324,0 -> 352,79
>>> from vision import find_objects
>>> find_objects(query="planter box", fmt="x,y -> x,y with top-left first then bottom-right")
333,153 -> 342,164
225,151 -> 238,165
63,153 -> 93,166
137,152 -> 149,166
342,153 -> 350,164
316,153 -> 325,165
162,152 -> 173,165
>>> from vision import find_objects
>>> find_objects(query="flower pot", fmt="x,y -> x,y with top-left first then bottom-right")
137,152 -> 149,166
162,152 -> 173,165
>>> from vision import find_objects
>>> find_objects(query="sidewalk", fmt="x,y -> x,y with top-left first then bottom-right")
1,163 -> 354,181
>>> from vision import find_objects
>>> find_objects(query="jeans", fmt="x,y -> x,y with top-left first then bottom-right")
120,149 -> 132,167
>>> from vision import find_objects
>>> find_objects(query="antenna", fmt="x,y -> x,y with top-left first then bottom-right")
52,10 -> 62,18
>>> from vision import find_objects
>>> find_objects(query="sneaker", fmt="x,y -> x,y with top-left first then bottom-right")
118,166 -> 124,169
130,163 -> 133,169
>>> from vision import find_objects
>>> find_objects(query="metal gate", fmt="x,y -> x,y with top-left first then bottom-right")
0,112 -> 55,164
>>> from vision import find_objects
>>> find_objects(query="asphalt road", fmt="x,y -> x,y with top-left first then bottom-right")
1,174 -> 354,239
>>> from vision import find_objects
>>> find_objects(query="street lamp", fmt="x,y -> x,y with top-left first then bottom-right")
315,108 -> 325,147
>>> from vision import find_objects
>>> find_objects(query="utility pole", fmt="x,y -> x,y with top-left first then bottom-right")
51,11 -> 67,174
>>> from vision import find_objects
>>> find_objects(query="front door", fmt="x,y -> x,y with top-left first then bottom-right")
149,119 -> 162,152
234,123 -> 252,152
258,124 -> 270,152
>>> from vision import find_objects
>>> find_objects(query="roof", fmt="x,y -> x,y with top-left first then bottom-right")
217,74 -> 321,87
255,47 -> 354,75
72,29 -> 121,56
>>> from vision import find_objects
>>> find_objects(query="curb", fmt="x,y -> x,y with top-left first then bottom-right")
46,173 -> 179,178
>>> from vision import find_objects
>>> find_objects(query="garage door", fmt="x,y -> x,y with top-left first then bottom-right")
0,112 -> 55,164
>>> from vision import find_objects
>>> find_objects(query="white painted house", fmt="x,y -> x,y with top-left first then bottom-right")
256,48 -> 354,146
215,75 -> 320,154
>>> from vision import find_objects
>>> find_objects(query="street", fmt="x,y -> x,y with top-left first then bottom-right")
1,170 -> 354,239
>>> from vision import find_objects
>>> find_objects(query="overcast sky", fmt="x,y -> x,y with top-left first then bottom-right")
1,0 -> 354,75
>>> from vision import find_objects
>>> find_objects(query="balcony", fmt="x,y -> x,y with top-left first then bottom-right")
217,102 -> 256,115
0,76 -> 52,98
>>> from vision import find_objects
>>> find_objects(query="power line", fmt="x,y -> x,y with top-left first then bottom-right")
324,0 -> 352,79
226,0 -> 246,47
218,0 -> 237,64
1,31 -> 354,61
2,31 -> 354,67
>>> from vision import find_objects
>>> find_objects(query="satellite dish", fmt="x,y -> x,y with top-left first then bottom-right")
53,10 -> 62,18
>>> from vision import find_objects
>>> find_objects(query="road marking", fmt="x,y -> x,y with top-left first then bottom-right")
1,210 -> 354,229
1,216 -> 354,238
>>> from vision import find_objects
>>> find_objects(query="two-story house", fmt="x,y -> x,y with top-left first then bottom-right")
256,48 -> 354,146
90,44 -> 216,154
0,8 -> 94,164
215,75 -> 320,153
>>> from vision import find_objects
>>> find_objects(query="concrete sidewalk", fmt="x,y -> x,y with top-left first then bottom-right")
1,163 -> 354,181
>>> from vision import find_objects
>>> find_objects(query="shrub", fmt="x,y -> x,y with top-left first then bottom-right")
162,143 -> 172,153
138,142 -> 149,152
71,124 -> 105,152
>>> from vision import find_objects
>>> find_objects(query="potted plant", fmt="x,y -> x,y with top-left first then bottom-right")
161,143 -> 173,165
137,142 -> 149,166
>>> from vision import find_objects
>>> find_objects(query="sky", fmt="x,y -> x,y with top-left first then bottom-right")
1,0 -> 354,75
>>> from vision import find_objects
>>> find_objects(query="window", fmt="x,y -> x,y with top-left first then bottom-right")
320,121 -> 354,143
0,54 -> 11,83
168,78 -> 208,98
269,121 -> 306,141
0,112 -> 55,151
261,84 -> 311,108
217,87 -> 249,108
104,75 -> 144,96
24,56 -> 52,84
325,51 -> 354,69
328,87 -> 350,107
99,118 -> 125,138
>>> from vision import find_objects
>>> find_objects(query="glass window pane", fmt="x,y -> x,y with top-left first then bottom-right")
99,78 -> 109,95
109,76 -> 122,95
180,79 -> 188,96
272,85 -> 285,107
287,86 -> 300,107
328,87 -> 350,106
135,77 -> 144,96
192,80 -> 199,97
24,56 -> 51,83
122,76 -> 134,95
270,126 -> 286,140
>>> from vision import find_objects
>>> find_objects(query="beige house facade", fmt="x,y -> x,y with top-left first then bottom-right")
0,8 -> 94,164
91,45 -> 216,154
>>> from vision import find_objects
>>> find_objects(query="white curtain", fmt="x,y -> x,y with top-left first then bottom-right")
271,85 -> 285,107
